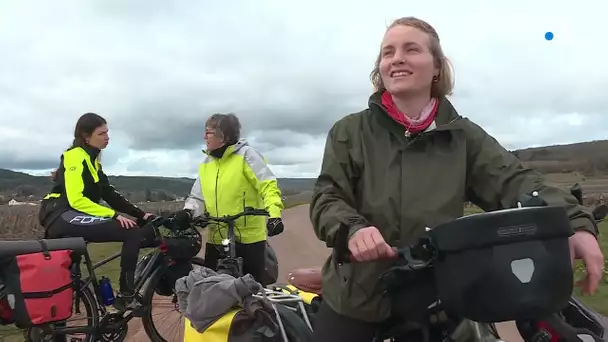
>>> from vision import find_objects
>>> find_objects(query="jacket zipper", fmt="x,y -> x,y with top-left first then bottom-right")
214,161 -> 220,218
243,191 -> 247,226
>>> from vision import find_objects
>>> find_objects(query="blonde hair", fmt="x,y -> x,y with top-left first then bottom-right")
370,17 -> 455,98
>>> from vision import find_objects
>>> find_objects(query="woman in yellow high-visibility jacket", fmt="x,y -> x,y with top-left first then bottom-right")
175,113 -> 285,284
39,112 -> 153,311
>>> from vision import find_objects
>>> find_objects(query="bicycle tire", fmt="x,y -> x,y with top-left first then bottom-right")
141,256 -> 205,342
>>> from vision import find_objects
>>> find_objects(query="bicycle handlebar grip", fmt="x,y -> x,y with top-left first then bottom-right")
336,248 -> 399,264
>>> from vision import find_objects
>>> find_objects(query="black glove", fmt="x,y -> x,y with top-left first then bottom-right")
172,209 -> 193,230
267,218 -> 284,237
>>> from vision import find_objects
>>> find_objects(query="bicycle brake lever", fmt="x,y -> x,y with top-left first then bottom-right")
399,247 -> 432,270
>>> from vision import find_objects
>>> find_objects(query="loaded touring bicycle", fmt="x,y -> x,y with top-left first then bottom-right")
282,184 -> 608,342
0,213 -> 205,342
180,206 -> 314,342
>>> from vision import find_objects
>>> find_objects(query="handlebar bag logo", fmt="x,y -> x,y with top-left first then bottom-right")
497,224 -> 538,237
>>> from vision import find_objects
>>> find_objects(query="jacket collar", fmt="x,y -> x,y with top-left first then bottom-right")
368,91 -> 462,136
203,138 -> 249,160
80,145 -> 100,160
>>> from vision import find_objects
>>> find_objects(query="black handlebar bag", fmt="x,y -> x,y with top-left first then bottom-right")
428,206 -> 574,323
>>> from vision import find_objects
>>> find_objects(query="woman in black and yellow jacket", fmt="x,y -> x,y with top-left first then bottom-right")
39,112 -> 153,310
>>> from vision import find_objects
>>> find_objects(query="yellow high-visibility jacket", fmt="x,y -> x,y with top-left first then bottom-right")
184,139 -> 284,244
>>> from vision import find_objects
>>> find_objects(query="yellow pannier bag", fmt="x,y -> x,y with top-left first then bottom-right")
272,284 -> 320,306
183,309 -> 240,342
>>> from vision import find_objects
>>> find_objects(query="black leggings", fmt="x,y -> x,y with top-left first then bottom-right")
203,241 -> 266,282
312,301 -> 379,342
46,210 -> 154,292
314,301 -> 441,342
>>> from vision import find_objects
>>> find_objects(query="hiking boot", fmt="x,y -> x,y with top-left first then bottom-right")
115,270 -> 141,311
113,292 -> 143,312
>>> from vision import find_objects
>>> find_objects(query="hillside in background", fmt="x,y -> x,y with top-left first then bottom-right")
1,139 -> 607,203
0,168 -> 315,204
513,140 -> 608,176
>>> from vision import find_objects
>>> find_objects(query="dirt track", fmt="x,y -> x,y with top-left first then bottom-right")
125,204 -> 521,341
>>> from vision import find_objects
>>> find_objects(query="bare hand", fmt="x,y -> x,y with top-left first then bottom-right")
116,215 -> 137,229
142,213 -> 154,220
348,226 -> 397,262
570,230 -> 605,295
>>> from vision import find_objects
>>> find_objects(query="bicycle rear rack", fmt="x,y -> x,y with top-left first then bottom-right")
253,288 -> 313,341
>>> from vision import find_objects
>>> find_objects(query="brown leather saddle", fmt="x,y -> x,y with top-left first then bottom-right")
287,267 -> 322,295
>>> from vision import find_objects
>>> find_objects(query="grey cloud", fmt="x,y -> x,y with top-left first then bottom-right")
1,0 -> 607,177
249,130 -> 321,149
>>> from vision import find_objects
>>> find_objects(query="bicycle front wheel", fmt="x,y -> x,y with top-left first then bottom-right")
141,256 -> 205,342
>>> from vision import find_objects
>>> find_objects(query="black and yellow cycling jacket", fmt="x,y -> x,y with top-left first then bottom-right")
40,146 -> 144,226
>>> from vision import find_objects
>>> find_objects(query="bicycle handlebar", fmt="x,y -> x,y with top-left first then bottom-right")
138,207 -> 270,235
336,234 -> 437,269
193,207 -> 269,225
143,215 -> 170,231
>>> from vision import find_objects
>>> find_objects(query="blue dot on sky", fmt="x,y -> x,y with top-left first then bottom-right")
545,32 -> 554,41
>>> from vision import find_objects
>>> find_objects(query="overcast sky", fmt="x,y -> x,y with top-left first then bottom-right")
1,0 -> 606,178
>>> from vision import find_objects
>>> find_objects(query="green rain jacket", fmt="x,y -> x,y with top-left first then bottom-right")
309,91 -> 598,322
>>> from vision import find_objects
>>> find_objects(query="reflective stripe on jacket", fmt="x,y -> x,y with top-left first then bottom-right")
184,139 -> 284,245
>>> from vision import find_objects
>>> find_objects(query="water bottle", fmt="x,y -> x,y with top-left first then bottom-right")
99,276 -> 115,306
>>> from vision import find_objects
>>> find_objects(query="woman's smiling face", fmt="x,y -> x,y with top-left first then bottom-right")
379,24 -> 439,97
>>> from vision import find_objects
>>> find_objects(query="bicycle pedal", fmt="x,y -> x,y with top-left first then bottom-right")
105,305 -> 120,314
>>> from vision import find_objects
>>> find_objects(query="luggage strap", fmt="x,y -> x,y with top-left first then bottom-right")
37,240 -> 51,260
22,283 -> 73,299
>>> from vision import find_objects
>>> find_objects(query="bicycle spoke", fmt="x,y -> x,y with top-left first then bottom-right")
148,293 -> 186,341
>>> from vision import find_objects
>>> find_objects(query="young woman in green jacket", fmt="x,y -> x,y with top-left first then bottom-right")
309,17 -> 604,341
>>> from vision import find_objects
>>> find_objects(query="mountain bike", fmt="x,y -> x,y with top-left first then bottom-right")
0,214 -> 205,342
186,207 -> 314,341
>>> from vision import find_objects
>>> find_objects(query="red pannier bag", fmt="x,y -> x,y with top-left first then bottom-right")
0,238 -> 83,328
0,293 -> 14,325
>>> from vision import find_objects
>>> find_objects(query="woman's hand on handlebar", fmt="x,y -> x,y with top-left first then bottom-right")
348,226 -> 397,262
116,214 -> 137,229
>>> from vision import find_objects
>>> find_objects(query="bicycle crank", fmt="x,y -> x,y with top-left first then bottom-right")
99,313 -> 129,342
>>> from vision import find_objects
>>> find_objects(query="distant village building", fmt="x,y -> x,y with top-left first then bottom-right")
8,199 -> 38,206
